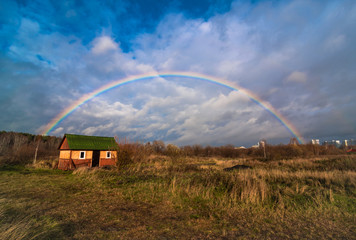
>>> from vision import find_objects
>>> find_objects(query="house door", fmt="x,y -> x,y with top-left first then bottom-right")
92,150 -> 100,167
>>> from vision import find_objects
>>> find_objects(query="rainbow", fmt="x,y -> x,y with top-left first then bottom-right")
41,71 -> 305,144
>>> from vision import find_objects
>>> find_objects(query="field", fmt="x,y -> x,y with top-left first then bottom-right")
1,155 -> 356,239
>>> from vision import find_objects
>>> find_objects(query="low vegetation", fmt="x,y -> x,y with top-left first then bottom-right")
1,152 -> 355,239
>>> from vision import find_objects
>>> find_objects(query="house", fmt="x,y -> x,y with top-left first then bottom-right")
58,134 -> 118,170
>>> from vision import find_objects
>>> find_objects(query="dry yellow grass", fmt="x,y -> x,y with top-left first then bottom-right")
1,155 -> 355,239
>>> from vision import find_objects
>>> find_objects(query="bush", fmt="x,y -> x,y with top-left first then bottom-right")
116,143 -> 150,169
165,144 -> 181,158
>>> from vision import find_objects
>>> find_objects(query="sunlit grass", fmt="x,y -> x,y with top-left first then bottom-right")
0,155 -> 355,239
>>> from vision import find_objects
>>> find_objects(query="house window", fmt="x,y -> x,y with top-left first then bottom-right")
106,151 -> 111,158
79,151 -> 86,159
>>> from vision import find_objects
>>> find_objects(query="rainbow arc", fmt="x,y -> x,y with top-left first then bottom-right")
42,72 -> 304,144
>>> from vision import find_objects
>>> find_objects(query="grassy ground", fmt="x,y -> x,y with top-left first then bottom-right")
0,155 -> 355,239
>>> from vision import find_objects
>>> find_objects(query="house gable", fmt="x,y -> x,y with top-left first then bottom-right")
59,137 -> 70,150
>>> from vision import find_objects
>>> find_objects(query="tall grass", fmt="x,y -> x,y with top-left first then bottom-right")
0,200 -> 62,240
95,155 -> 356,217
1,155 -> 355,239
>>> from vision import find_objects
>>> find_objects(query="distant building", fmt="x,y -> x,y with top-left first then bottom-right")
348,139 -> 356,146
235,146 -> 246,149
333,140 -> 341,147
323,140 -> 341,148
311,139 -> 320,145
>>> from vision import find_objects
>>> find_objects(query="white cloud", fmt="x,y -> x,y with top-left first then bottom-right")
91,36 -> 119,54
199,22 -> 212,33
51,127 -> 64,135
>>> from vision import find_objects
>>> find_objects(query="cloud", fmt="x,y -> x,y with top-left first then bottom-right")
91,36 -> 119,54
52,127 -> 64,135
49,81 -> 290,146
1,0 -> 356,146
285,71 -> 307,83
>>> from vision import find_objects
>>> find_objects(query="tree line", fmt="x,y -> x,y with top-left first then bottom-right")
0,131 -> 61,165
0,131 -> 352,166
116,139 -> 349,167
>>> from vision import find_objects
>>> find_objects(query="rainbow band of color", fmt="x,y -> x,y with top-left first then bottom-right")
42,71 -> 305,144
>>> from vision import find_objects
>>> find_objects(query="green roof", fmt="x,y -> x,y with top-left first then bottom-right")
63,134 -> 118,150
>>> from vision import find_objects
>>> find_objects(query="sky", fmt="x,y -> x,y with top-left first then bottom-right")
1,0 -> 355,146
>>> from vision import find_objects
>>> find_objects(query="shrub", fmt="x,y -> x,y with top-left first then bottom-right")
116,143 -> 150,169
165,144 -> 181,158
